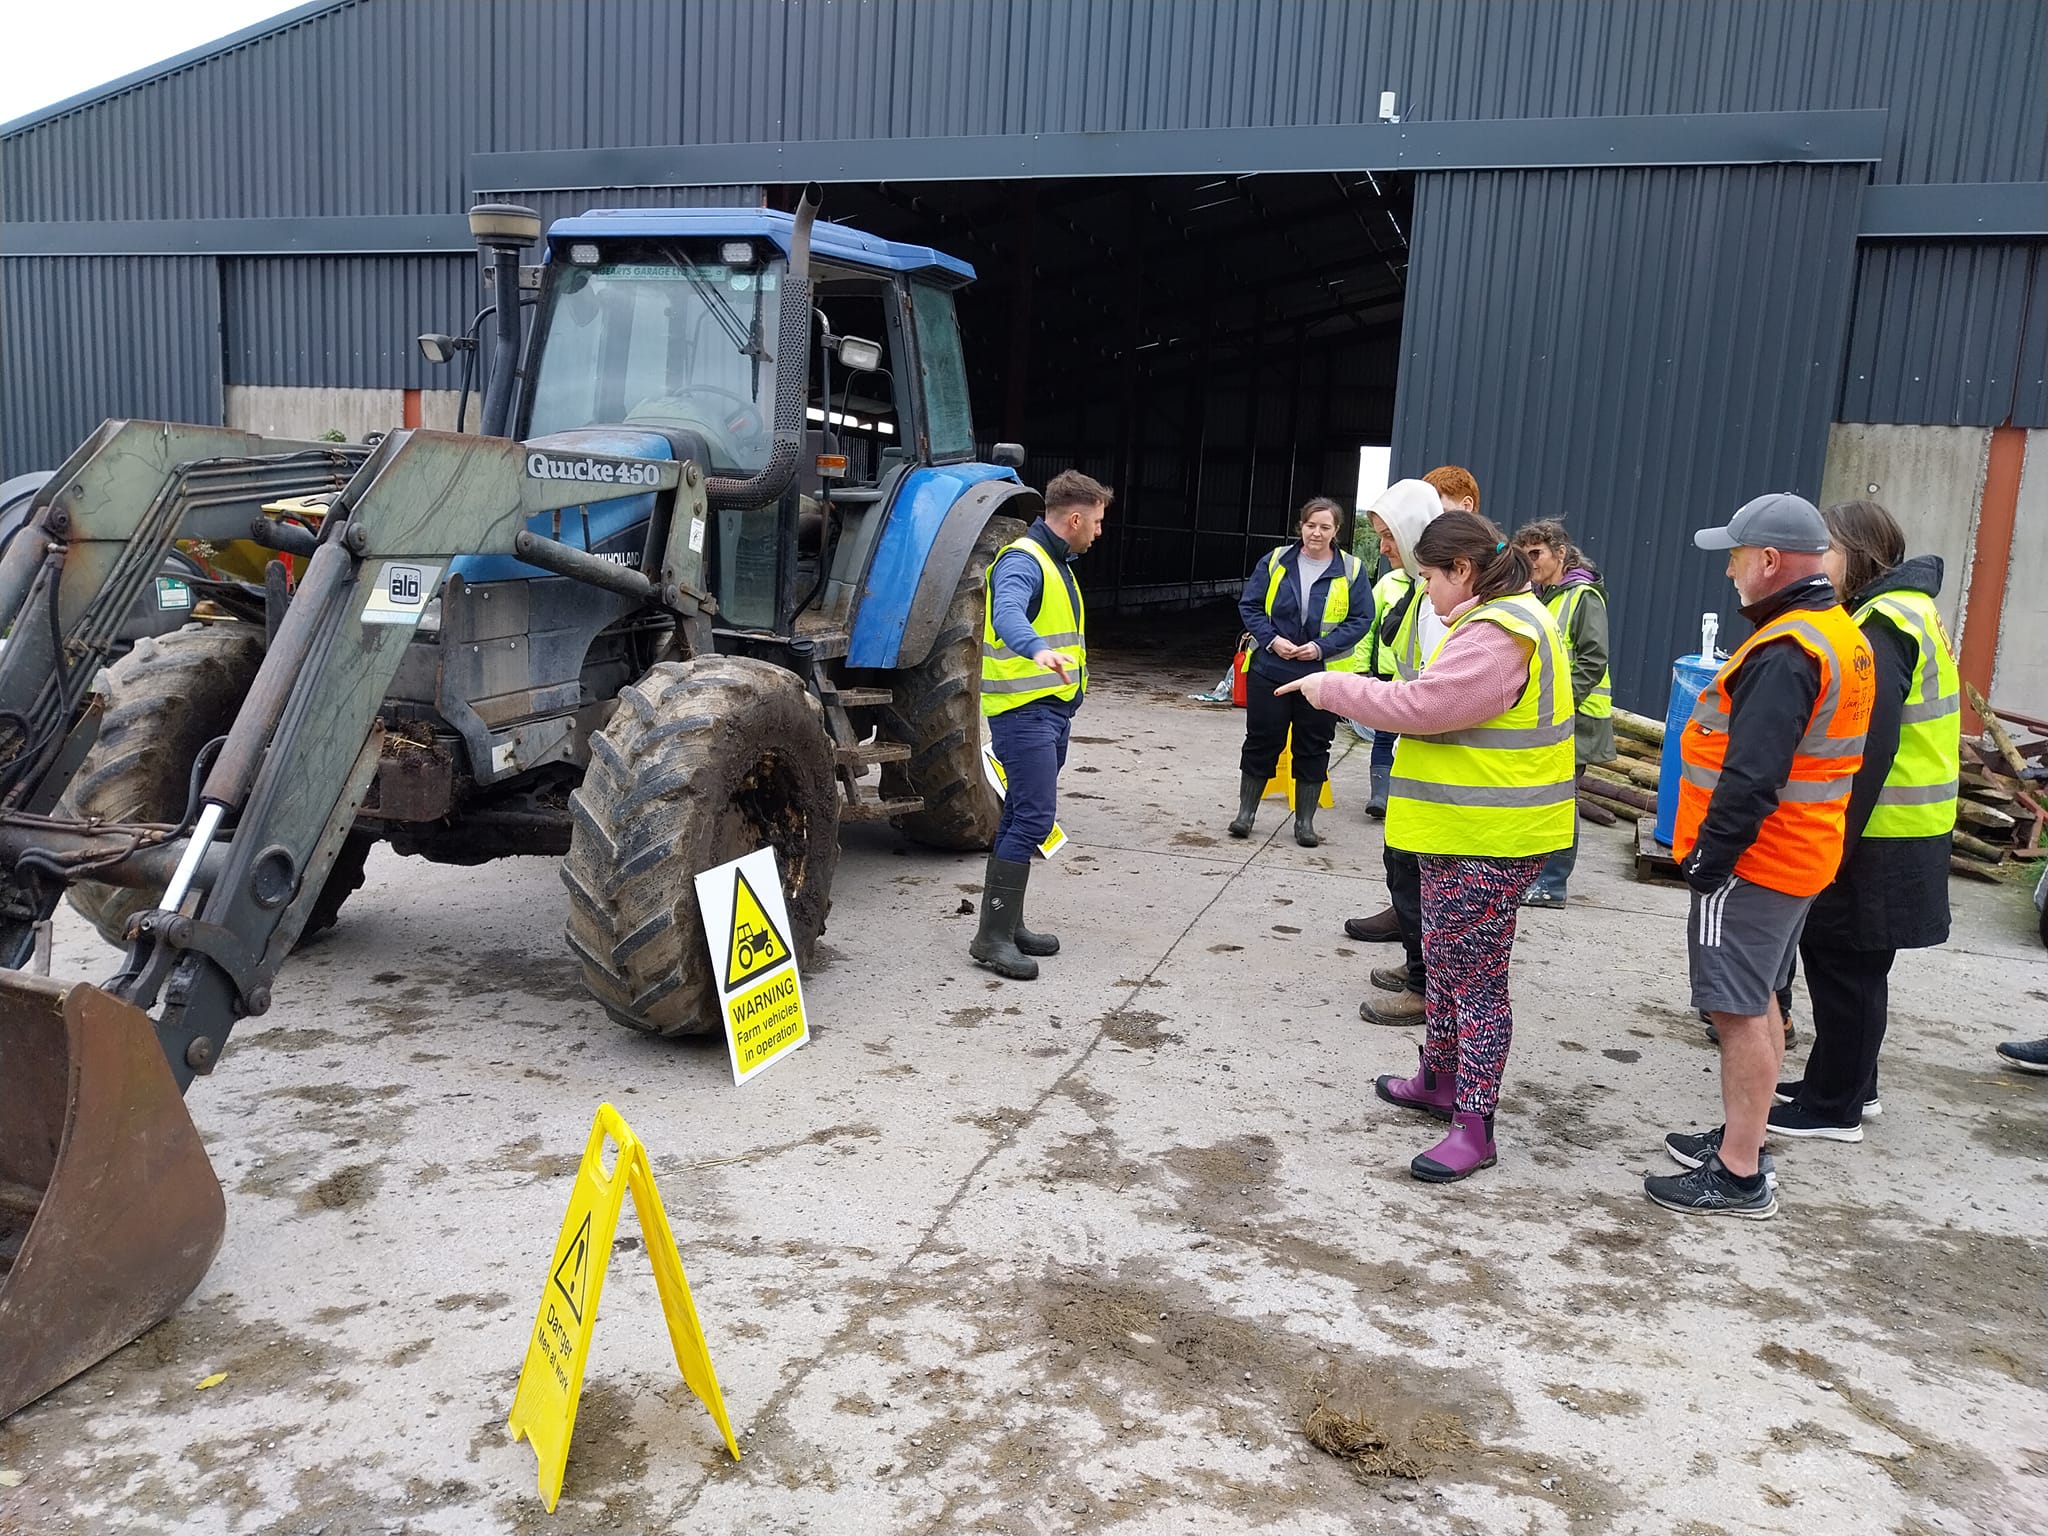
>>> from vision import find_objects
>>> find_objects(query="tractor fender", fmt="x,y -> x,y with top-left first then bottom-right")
848,467 -> 1041,670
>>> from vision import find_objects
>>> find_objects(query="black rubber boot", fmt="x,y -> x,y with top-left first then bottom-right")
1367,759 -> 1391,820
1294,783 -> 1323,847
969,856 -> 1039,980
1227,773 -> 1263,839
1002,854 -> 1060,957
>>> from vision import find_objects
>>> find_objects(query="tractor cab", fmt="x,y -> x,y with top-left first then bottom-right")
511,207 -> 999,637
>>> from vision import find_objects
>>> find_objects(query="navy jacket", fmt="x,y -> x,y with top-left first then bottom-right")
1237,543 -> 1374,685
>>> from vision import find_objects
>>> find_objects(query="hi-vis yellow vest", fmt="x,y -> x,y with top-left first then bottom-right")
1259,547 -> 1367,673
981,537 -> 1087,716
1544,583 -> 1613,719
1385,592 -> 1577,857
1373,568 -> 1425,680
1854,589 -> 1960,839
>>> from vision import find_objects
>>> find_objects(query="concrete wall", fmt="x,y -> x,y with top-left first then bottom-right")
1992,430 -> 2048,720
1820,423 -> 1989,641
1821,422 -> 2048,722
223,385 -> 470,442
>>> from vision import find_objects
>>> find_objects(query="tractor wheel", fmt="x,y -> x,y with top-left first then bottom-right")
62,625 -> 373,949
561,656 -> 841,1038
878,515 -> 1024,850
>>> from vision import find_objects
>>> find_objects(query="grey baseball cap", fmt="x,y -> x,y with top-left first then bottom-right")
1693,492 -> 1829,553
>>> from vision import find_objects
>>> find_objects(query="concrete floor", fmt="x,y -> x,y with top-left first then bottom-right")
2,639 -> 2045,1536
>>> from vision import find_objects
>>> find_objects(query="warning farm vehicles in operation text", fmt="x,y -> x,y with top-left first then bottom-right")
694,847 -> 811,1084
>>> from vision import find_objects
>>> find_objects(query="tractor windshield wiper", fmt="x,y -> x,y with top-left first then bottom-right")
659,245 -> 772,376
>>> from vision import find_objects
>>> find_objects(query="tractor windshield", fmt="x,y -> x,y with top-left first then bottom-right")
525,242 -> 785,475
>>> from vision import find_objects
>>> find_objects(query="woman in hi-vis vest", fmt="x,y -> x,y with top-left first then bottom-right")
1775,500 -> 1958,1136
1278,510 -> 1574,1183
1229,497 -> 1372,847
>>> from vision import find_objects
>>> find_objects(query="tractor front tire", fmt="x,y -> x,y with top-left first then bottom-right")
879,515 -> 1024,851
561,656 -> 841,1037
62,625 -> 376,949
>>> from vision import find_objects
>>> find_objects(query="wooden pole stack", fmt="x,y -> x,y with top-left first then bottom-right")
1950,683 -> 2048,882
1586,692 -> 2046,887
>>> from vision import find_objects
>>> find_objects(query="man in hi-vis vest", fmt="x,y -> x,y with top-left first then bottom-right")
971,470 -> 1111,981
1649,494 -> 1874,1220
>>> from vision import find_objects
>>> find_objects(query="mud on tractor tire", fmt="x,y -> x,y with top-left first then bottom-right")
62,625 -> 374,949
561,656 -> 841,1037
876,515 -> 1024,851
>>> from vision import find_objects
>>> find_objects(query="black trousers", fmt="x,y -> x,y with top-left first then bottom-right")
1385,843 -> 1425,993
1240,669 -> 1338,782
1794,938 -> 1893,1122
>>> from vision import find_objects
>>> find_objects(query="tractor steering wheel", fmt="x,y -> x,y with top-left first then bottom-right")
625,386 -> 772,461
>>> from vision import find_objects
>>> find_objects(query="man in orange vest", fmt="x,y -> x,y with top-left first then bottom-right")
1647,494 -> 1875,1220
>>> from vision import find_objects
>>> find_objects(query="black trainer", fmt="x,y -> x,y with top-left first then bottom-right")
1766,1101 -> 1862,1142
1663,1125 -> 1777,1187
1644,1151 -> 1777,1219
1774,1079 -> 1881,1118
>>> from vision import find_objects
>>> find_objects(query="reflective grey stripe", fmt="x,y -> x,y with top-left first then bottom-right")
1899,693 -> 1961,724
982,630 -> 1083,658
1405,720 -> 1574,750
1797,729 -> 1865,759
1777,777 -> 1852,803
1681,760 -> 1719,791
1875,778 -> 1959,806
981,672 -> 1075,694
1388,776 -> 1577,808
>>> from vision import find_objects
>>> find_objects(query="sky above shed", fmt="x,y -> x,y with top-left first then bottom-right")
1,0 -> 298,124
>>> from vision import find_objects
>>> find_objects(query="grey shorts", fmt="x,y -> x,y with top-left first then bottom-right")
1687,876 -> 1815,1017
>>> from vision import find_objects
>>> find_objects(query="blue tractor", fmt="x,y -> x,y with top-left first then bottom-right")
0,189 -> 1041,1411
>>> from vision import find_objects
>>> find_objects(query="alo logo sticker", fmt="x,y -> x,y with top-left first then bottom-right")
361,561 -> 444,625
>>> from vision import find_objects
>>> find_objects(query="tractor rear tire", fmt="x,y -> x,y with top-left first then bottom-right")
561,656 -> 841,1038
62,624 -> 373,949
879,515 -> 1024,851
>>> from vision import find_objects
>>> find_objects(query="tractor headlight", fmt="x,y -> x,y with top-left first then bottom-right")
720,241 -> 755,266
567,243 -> 601,266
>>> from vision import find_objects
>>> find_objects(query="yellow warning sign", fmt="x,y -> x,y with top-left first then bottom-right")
695,848 -> 812,1085
979,742 -> 1068,858
508,1105 -> 739,1511
724,868 -> 792,990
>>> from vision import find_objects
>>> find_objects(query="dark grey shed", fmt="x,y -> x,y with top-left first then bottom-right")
4,0 -> 2044,706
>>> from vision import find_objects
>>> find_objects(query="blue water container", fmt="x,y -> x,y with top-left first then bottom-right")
1654,654 -> 1721,847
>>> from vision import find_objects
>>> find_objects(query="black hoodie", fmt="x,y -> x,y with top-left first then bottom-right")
1680,573 -> 1839,890
1802,554 -> 1953,952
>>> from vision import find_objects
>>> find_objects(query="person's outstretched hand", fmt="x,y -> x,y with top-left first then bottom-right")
1274,673 -> 1329,708
1033,649 -> 1078,682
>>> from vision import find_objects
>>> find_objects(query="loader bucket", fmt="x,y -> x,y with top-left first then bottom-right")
0,974 -> 224,1420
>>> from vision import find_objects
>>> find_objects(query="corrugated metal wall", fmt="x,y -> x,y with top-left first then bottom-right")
223,256 -> 474,389
1392,162 -> 1869,710
1838,242 -> 2048,428
7,0 -> 2043,221
1,258 -> 222,474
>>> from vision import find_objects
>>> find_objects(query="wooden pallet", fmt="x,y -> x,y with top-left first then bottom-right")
1634,820 -> 1684,885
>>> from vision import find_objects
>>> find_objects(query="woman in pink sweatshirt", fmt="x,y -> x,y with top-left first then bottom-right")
1278,510 -> 1575,1181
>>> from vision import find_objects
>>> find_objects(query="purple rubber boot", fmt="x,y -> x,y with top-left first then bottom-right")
1410,1111 -> 1497,1183
1373,1053 -> 1456,1121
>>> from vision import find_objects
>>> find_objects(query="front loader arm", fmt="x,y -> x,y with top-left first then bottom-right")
114,429 -> 702,1089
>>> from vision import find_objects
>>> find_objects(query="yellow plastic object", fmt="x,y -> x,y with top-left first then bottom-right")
1262,734 -> 1335,809
508,1105 -> 738,1511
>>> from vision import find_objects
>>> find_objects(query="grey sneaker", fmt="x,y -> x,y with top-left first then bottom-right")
1663,1125 -> 1777,1188
1995,1038 -> 2048,1075
1644,1152 -> 1778,1219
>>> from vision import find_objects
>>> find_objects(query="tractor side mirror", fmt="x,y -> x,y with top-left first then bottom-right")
836,335 -> 883,374
418,333 -> 457,366
991,442 -> 1026,469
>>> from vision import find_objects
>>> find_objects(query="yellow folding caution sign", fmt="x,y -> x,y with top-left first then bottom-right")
1261,732 -> 1334,809
509,1104 -> 738,1512
979,741 -> 1068,857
